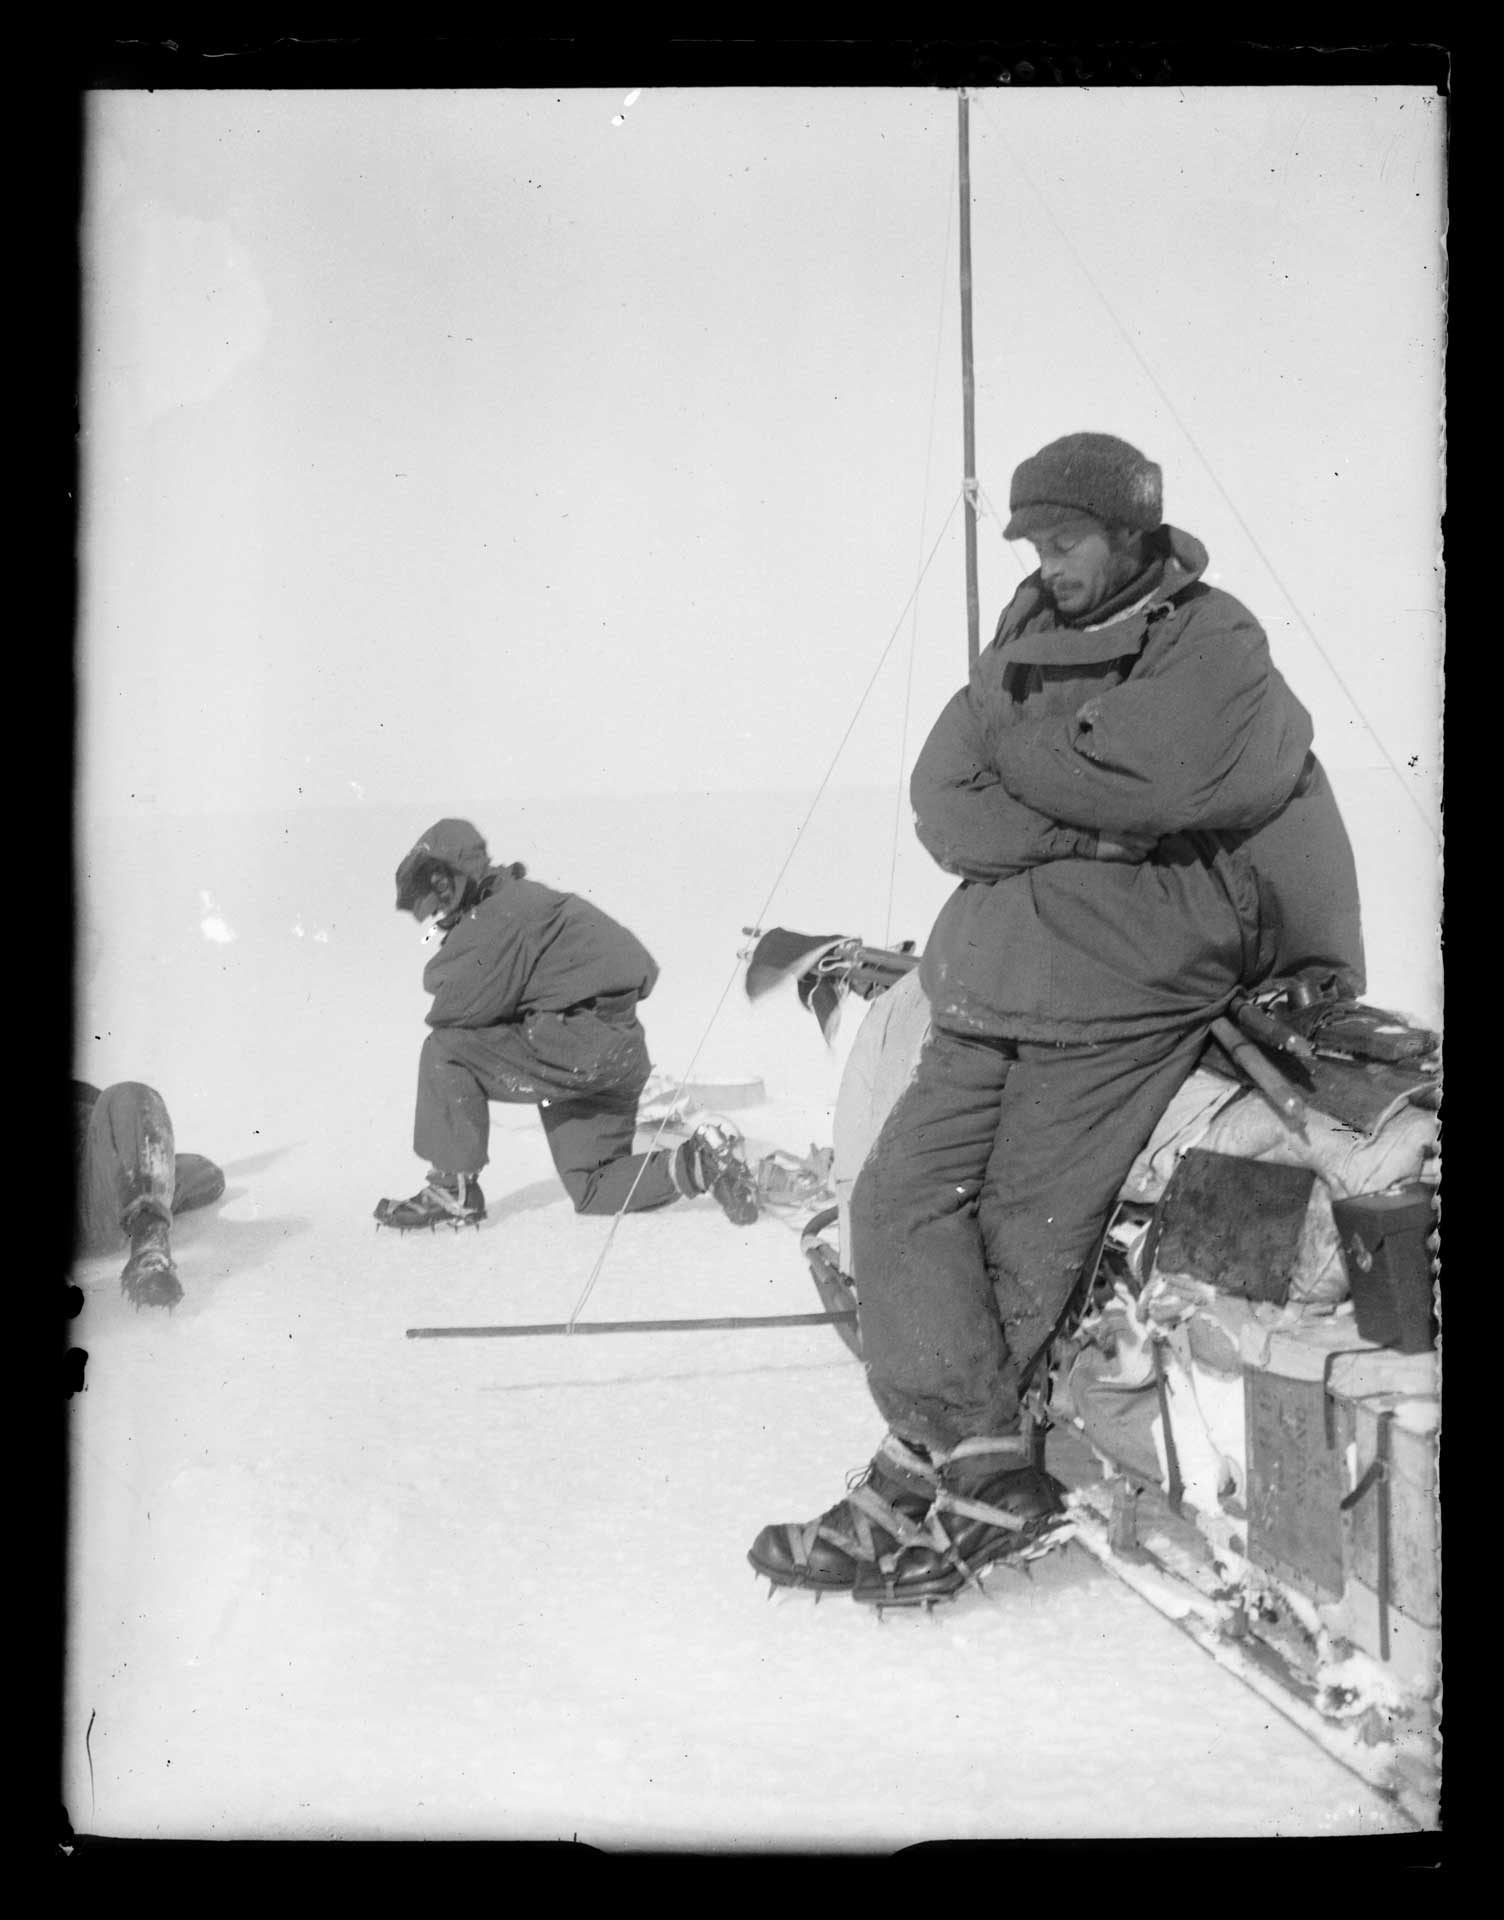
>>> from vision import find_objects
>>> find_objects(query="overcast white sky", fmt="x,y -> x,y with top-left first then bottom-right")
80,85 -> 1444,821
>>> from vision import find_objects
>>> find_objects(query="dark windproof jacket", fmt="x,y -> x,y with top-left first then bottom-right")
399,823 -> 660,1030
911,526 -> 1365,1043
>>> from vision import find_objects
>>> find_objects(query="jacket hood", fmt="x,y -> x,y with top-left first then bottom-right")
1082,523 -> 1208,622
1148,524 -> 1208,596
394,818 -> 493,913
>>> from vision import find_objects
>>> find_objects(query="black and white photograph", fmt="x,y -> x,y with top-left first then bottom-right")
66,50 -> 1445,1851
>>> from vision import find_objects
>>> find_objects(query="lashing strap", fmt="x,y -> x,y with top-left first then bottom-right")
1339,1407 -> 1396,1663
931,1490 -> 1028,1533
846,1482 -> 947,1558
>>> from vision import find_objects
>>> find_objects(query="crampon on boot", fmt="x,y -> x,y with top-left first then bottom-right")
747,1432 -> 942,1596
754,1145 -> 835,1212
374,1171 -> 486,1231
748,1432 -> 1067,1606
851,1434 -> 1067,1607
120,1205 -> 183,1310
671,1120 -> 760,1226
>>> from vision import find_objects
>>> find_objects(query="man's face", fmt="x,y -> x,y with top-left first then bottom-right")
409,863 -> 466,924
1026,516 -> 1142,619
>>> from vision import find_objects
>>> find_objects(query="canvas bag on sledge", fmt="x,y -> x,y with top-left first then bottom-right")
829,965 -> 1437,1337
831,967 -> 1437,1310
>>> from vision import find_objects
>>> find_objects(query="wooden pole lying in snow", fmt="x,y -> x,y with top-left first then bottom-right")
406,1310 -> 858,1340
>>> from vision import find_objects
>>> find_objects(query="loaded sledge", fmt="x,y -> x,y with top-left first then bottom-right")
745,925 -> 1442,1827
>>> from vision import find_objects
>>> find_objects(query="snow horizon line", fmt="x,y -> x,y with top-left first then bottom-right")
78,784 -> 901,827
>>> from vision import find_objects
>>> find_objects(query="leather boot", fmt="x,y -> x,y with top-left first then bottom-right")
747,1433 -> 944,1593
851,1434 -> 1065,1607
120,1203 -> 183,1310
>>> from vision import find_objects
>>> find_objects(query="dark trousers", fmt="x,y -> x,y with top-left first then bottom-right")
849,1020 -> 1208,1452
75,1082 -> 226,1255
414,1008 -> 681,1215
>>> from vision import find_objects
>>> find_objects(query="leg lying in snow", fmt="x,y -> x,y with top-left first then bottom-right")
171,1151 -> 226,1215
74,1081 -> 222,1310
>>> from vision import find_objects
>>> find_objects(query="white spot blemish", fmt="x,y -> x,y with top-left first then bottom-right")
198,890 -> 237,944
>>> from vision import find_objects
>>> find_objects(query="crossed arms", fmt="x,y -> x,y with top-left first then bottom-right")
911,619 -> 1314,883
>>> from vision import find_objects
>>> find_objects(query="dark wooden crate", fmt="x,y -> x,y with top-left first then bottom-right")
1244,1370 -> 1348,1600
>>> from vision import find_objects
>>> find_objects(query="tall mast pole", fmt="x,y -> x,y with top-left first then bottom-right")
958,90 -> 980,667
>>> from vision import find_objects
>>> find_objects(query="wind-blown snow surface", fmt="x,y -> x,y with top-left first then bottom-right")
67,791 -> 1431,1846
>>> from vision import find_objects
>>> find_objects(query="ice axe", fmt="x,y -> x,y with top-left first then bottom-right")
1209,1008 -> 1311,1138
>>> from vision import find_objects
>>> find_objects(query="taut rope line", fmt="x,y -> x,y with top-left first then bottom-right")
564,493 -> 965,1330
972,92 -> 1439,846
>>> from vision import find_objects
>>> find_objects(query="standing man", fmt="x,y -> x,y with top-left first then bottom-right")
750,432 -> 1364,1606
74,1081 -> 226,1309
375,819 -> 760,1230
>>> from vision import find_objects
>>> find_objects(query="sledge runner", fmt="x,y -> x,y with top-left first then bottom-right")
749,431 -> 1365,1606
375,819 -> 760,1231
73,1081 -> 226,1309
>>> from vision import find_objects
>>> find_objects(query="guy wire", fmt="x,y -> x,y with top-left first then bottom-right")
971,92 -> 1438,845
565,493 -> 965,1330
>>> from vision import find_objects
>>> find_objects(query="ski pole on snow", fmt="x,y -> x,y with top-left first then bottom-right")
406,1310 -> 857,1341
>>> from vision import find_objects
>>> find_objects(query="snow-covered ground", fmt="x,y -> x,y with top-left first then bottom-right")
66,790 -> 1431,1845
